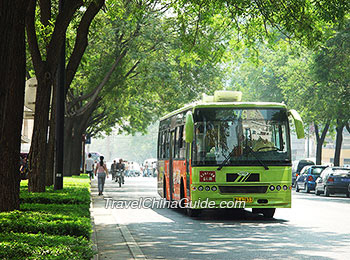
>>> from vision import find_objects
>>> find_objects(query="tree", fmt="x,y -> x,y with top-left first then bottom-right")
312,23 -> 350,165
63,1 -> 227,175
228,43 -> 289,103
25,0 -> 105,191
0,0 -> 28,211
26,0 -> 350,183
277,46 -> 333,164
176,0 -> 350,50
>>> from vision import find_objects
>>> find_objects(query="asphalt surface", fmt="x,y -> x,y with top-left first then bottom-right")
95,177 -> 350,260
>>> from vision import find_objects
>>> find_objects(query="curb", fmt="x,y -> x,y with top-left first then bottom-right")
90,191 -> 99,260
118,224 -> 146,259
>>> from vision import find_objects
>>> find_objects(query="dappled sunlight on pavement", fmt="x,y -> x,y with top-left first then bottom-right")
91,177 -> 350,260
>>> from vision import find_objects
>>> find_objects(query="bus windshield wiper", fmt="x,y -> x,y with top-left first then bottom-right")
217,148 -> 236,171
245,145 -> 269,170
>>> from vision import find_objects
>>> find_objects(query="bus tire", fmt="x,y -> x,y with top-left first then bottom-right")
261,208 -> 275,219
163,180 -> 168,201
253,208 -> 275,219
186,208 -> 201,217
180,180 -> 186,208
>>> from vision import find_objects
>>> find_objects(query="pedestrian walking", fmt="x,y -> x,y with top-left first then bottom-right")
111,160 -> 117,180
95,156 -> 109,195
85,153 -> 95,180
19,154 -> 28,180
125,161 -> 130,177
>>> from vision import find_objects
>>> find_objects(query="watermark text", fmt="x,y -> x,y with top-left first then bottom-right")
104,197 -> 245,209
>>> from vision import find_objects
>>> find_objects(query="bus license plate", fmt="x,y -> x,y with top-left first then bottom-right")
234,197 -> 253,203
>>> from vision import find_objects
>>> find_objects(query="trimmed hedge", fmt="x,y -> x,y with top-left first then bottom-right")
0,211 -> 91,239
20,187 -> 90,205
20,176 -> 90,205
0,175 -> 94,259
20,203 -> 90,218
0,232 -> 94,259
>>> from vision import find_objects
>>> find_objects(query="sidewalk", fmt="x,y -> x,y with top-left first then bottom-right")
90,177 -> 145,260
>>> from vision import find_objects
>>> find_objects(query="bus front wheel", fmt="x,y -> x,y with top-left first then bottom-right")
186,208 -> 201,217
163,180 -> 168,201
252,208 -> 275,219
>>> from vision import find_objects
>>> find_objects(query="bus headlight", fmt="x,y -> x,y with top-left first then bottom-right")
276,185 -> 281,191
283,185 -> 288,191
269,185 -> 275,191
205,186 -> 210,191
198,186 -> 204,191
211,186 -> 217,191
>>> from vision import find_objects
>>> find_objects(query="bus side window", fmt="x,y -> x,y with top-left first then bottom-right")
160,131 -> 166,159
157,132 -> 162,159
174,126 -> 184,159
179,125 -> 185,159
174,128 -> 179,159
165,131 -> 170,158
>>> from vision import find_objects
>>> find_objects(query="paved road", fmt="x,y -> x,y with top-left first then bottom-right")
96,177 -> 350,260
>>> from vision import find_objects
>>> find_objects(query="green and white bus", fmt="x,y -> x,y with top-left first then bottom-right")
157,91 -> 304,218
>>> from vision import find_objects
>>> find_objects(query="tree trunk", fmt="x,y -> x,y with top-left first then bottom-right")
0,0 -> 28,211
63,117 -> 73,176
71,133 -> 83,176
64,116 -> 86,176
46,85 -> 56,186
314,122 -> 330,165
28,76 -> 53,192
334,121 -> 344,166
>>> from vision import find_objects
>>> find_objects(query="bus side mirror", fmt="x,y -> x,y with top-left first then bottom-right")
288,109 -> 305,139
185,111 -> 194,143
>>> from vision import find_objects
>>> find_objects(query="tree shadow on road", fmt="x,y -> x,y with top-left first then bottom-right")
126,206 -> 350,260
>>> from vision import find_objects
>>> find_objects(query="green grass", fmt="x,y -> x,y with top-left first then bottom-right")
0,174 -> 94,260
0,232 -> 94,259
20,203 -> 90,218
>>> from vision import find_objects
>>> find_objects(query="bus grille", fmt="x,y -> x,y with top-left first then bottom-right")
218,186 -> 268,194
226,173 -> 260,182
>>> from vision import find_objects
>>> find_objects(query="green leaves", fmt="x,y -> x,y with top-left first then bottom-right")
0,176 -> 93,259
67,0 -> 227,138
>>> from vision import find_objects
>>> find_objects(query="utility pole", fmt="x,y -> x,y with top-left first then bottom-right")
54,0 -> 65,190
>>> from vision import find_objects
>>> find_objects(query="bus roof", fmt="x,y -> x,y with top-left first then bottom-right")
160,101 -> 287,121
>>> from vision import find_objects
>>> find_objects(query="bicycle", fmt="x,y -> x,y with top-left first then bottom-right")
115,169 -> 124,187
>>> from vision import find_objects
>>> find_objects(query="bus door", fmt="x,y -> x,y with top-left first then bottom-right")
169,130 -> 175,200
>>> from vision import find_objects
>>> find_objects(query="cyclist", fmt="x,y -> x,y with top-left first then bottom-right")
116,158 -> 125,184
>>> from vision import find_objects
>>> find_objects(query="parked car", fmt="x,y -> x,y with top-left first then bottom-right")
295,165 -> 327,193
315,167 -> 350,197
292,159 -> 315,186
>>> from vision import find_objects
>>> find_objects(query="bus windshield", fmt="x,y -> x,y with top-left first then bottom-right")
192,107 -> 290,166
